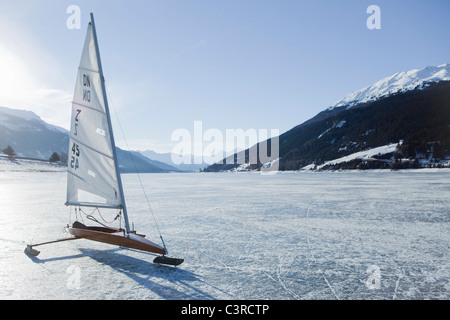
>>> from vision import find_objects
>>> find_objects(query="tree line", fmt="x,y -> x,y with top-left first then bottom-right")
1,145 -> 68,163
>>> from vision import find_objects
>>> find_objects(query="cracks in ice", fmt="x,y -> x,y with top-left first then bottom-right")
392,268 -> 404,300
304,204 -> 341,300
276,255 -> 302,299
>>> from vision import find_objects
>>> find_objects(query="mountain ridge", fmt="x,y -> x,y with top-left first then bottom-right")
138,149 -> 208,172
0,106 -> 69,160
0,106 -> 181,173
204,63 -> 450,172
331,63 -> 450,109
3,63 -> 450,173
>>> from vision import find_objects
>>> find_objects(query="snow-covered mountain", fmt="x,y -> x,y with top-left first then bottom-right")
117,148 -> 181,173
205,63 -> 450,172
0,106 -> 181,173
331,63 -> 450,109
0,106 -> 69,159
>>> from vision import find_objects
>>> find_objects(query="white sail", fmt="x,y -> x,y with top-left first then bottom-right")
66,21 -> 122,209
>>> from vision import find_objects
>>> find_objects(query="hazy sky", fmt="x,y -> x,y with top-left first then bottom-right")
0,0 -> 449,153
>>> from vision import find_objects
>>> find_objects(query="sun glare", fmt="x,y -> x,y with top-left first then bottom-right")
0,41 -> 71,129
0,43 -> 36,105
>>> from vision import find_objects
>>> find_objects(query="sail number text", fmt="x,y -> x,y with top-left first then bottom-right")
71,73 -> 90,170
71,143 -> 80,170
74,109 -> 81,136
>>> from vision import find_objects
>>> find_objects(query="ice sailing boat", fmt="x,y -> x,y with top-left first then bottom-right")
25,13 -> 183,267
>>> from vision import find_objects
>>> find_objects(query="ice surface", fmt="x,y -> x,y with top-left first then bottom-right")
0,158 -> 66,172
0,170 -> 449,300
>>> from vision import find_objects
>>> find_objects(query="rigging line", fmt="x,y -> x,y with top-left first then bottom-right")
78,207 -> 112,225
94,207 -> 121,225
104,84 -> 166,247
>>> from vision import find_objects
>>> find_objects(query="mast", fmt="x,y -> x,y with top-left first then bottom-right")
89,13 -> 131,235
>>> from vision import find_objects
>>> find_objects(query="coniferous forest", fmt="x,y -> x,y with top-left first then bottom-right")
205,81 -> 450,172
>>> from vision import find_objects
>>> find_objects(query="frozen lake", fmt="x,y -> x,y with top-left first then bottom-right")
0,170 -> 449,300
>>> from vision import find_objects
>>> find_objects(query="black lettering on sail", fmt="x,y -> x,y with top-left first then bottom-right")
75,109 -> 81,121
82,74 -> 91,102
83,89 -> 91,102
83,74 -> 91,87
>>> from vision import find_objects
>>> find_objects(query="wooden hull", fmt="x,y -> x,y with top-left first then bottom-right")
68,222 -> 166,255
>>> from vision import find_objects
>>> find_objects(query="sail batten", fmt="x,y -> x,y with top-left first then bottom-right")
71,101 -> 106,115
65,202 -> 123,209
78,66 -> 100,74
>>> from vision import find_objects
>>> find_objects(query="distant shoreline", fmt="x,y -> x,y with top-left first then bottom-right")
2,156 -> 449,174
0,156 -> 66,172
